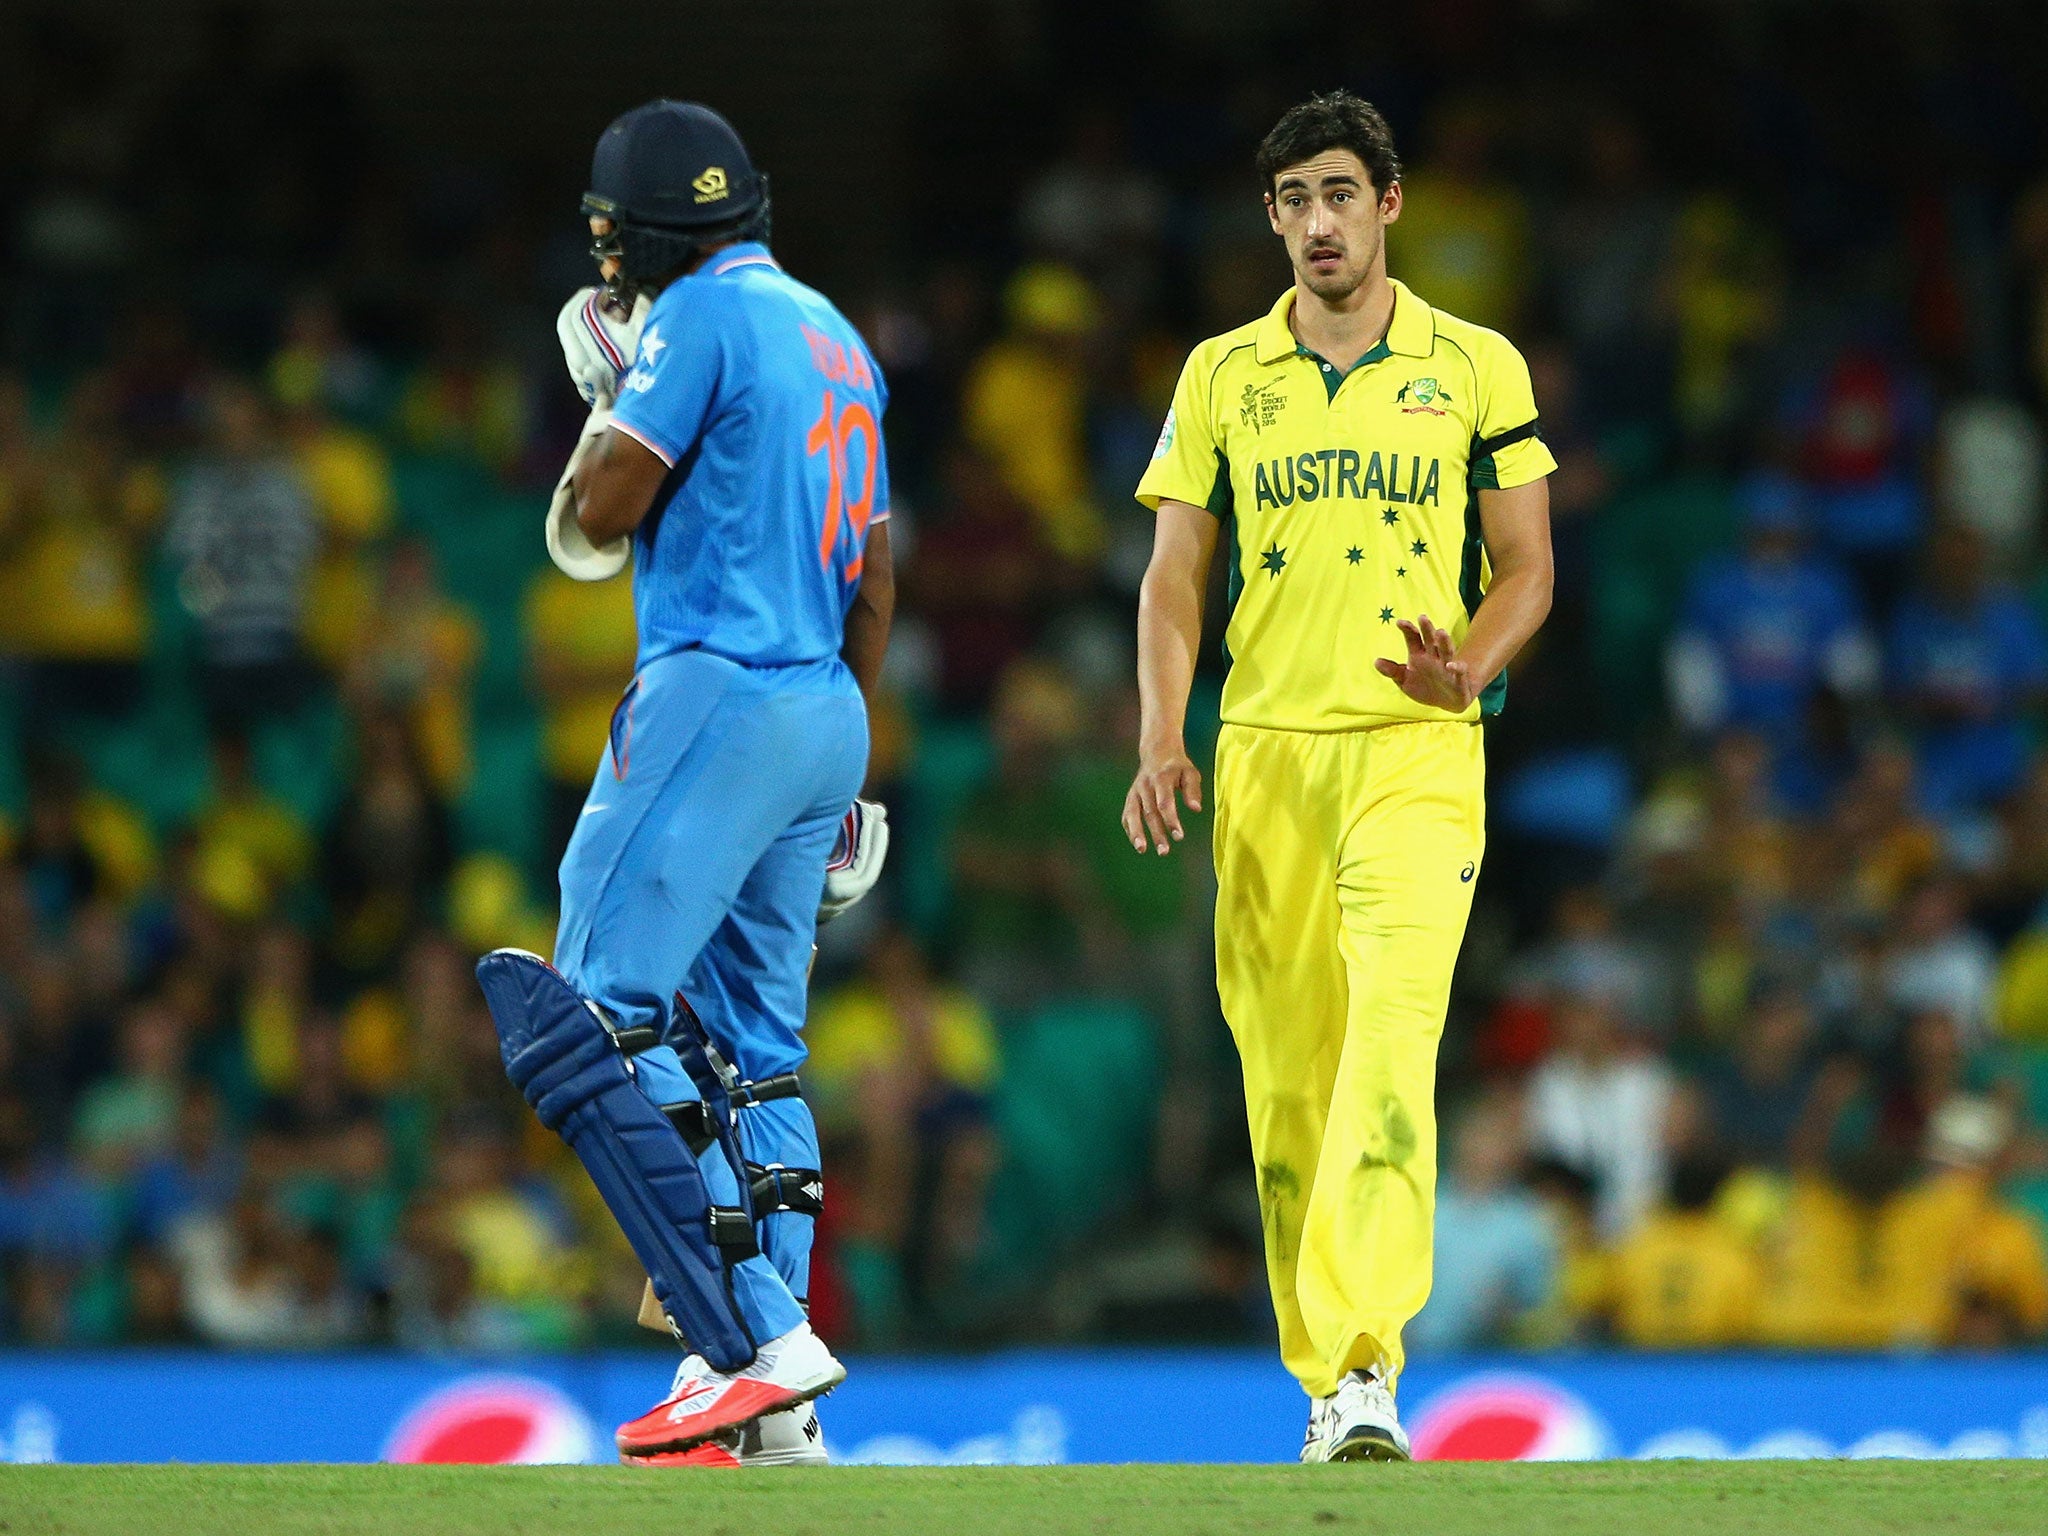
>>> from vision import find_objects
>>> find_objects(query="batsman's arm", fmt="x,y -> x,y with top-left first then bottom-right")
572,427 -> 670,548
1123,499 -> 1218,856
842,519 -> 894,706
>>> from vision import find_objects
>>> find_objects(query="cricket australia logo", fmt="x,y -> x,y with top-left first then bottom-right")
1239,380 -> 1287,433
1396,377 -> 1452,415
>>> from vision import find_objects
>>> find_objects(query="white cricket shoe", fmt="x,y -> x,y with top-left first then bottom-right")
1299,1395 -> 1334,1463
1321,1370 -> 1411,1462
616,1323 -> 845,1458
731,1399 -> 831,1466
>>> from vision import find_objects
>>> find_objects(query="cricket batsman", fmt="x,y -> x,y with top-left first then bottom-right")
474,99 -> 893,1467
1124,90 -> 1555,1461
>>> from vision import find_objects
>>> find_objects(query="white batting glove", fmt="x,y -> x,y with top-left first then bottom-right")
545,406 -> 631,581
555,286 -> 650,409
818,798 -> 889,923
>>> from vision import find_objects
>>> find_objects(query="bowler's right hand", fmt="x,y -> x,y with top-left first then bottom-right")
1123,747 -> 1203,857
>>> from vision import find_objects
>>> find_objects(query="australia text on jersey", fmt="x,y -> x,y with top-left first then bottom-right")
1252,448 -> 1442,511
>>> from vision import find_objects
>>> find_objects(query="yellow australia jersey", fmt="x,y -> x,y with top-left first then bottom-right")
1610,1209 -> 1764,1348
1136,279 -> 1555,731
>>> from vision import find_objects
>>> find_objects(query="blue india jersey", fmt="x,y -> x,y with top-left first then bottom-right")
607,242 -> 890,670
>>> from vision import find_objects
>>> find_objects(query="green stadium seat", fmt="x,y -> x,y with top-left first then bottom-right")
1589,471 -> 1738,719
898,716 -> 995,942
459,713 -> 544,868
978,996 -> 1162,1292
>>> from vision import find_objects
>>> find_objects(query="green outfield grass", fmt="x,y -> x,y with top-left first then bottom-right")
0,1461 -> 2044,1536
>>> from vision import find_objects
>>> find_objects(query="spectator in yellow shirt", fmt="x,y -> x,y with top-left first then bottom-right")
1887,1096 -> 2048,1345
339,540 -> 479,795
395,312 -> 530,474
0,382 -> 160,722
961,263 -> 1106,565
193,731 -> 314,915
400,1112 -> 590,1350
1765,1144 -> 1917,1349
522,566 -> 638,883
1388,99 -> 1531,333
287,393 -> 399,686
805,926 -> 1000,1341
267,292 -> 384,427
1763,1097 -> 2048,1347
1525,1156 -> 1608,1343
1609,1152 -> 1764,1348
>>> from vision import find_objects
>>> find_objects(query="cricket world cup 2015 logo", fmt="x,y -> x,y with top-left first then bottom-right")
1397,378 -> 1451,415
1240,381 -> 1287,433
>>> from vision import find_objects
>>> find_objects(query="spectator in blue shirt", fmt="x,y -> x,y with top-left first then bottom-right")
0,1102 -> 111,1263
1409,1087 -> 1558,1354
133,1085 -> 241,1246
1887,522 -> 2048,813
1667,474 -> 1877,770
1703,980 -> 1821,1169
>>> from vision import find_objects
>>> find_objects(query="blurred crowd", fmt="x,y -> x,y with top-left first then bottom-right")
5,1 -> 2048,1355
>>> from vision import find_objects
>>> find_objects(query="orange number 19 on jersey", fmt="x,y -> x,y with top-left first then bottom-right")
807,388 -> 880,581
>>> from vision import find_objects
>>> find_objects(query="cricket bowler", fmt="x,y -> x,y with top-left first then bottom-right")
1124,90 -> 1555,1462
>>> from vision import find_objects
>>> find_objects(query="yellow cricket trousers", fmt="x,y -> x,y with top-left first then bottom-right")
1212,718 -> 1485,1398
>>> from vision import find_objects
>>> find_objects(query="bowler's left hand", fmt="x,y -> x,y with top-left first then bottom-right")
1376,613 -> 1478,712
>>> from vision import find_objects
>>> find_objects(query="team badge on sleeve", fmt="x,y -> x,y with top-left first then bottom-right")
1151,407 -> 1177,460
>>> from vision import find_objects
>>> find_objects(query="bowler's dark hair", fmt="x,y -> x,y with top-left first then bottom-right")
1256,90 -> 1403,198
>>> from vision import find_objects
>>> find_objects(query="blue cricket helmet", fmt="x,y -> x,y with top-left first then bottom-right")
582,100 -> 770,295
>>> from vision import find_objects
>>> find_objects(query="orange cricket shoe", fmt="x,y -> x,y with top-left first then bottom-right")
615,1324 -> 843,1459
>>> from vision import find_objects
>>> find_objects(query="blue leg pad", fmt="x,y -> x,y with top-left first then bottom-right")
739,1097 -> 821,1303
637,1039 -> 808,1341
475,949 -> 757,1371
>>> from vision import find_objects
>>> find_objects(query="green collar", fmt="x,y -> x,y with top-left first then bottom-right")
1297,339 -> 1392,402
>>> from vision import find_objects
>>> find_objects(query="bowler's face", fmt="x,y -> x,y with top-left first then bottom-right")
1265,148 -> 1399,303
